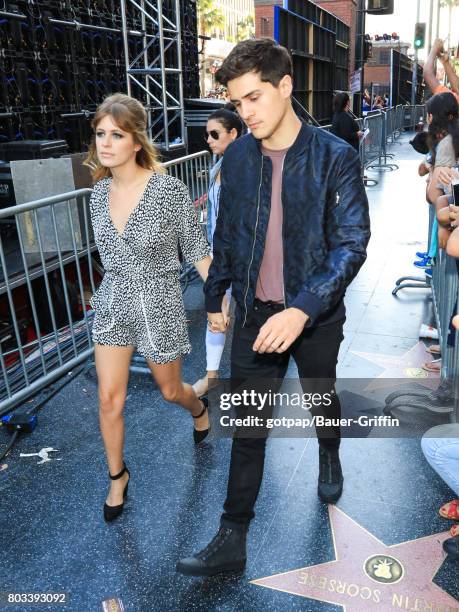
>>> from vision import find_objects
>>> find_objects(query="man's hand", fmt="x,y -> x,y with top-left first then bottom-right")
253,308 -> 309,354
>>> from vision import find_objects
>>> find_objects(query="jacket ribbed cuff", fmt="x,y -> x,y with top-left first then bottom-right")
205,293 -> 225,313
290,290 -> 326,327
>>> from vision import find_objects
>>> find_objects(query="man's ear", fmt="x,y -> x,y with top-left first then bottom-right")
279,74 -> 293,99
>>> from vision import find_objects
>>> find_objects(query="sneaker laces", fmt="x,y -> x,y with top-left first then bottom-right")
196,527 -> 233,561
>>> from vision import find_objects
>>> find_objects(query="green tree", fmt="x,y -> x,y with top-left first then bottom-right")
197,0 -> 225,96
197,0 -> 225,37
236,15 -> 255,42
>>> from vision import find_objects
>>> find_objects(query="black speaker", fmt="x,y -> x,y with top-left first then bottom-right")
367,0 -> 394,16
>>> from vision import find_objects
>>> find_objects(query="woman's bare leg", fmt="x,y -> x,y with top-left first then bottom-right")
95,343 -> 135,506
146,357 -> 209,431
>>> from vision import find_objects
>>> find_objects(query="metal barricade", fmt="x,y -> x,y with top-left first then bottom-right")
379,110 -> 399,170
387,243 -> 458,420
385,107 -> 397,143
358,112 -> 383,184
431,250 -> 458,382
0,189 -> 96,416
387,203 -> 458,420
402,105 -> 417,130
393,204 -> 433,295
364,111 -> 400,173
394,105 -> 405,140
163,150 -> 211,222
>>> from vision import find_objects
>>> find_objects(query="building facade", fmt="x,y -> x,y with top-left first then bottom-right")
254,0 -> 356,84
364,40 -> 411,102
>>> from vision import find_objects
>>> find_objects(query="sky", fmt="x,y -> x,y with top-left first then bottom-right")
365,0 -> 459,60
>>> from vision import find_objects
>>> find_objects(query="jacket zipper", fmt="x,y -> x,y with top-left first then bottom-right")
243,156 -> 264,327
280,154 -> 287,308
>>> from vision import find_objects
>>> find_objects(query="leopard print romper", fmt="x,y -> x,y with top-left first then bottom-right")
89,173 -> 210,364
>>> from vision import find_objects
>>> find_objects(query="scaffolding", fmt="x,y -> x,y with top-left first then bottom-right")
120,0 -> 186,150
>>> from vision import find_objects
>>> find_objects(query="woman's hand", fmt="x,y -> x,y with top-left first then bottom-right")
438,224 -> 451,249
449,204 -> 459,228
194,255 -> 212,282
438,167 -> 459,186
437,205 -> 452,225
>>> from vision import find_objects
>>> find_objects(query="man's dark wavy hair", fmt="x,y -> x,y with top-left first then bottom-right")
216,38 -> 293,88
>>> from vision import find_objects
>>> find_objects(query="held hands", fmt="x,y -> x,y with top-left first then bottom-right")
207,294 -> 230,333
252,308 -> 309,354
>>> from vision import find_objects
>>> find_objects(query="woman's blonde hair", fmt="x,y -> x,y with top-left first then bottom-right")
84,93 -> 165,182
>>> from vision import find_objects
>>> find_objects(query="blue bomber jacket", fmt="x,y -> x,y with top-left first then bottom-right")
204,122 -> 371,328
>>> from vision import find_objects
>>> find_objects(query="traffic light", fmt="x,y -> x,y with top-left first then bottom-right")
414,23 -> 426,50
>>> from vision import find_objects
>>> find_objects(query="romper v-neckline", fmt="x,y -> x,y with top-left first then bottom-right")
106,173 -> 154,237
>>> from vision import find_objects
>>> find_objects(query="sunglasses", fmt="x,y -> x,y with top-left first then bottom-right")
205,130 -> 221,140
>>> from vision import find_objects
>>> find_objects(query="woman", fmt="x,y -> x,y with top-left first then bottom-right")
424,92 -> 459,373
331,92 -> 362,152
426,91 -> 459,209
192,107 -> 243,398
85,93 -> 214,522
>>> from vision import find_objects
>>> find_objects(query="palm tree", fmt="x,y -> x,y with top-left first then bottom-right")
440,0 -> 459,50
197,0 -> 225,96
197,0 -> 225,37
236,15 -> 255,42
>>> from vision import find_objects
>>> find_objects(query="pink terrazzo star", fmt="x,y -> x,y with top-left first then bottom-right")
252,506 -> 458,611
351,342 -> 440,391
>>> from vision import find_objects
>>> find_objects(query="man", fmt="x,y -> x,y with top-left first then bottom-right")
177,38 -> 370,577
424,38 -> 459,103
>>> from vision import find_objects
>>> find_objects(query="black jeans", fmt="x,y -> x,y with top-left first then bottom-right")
221,301 -> 344,529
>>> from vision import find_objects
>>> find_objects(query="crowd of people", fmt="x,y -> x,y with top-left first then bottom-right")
408,39 -> 459,562
362,89 -> 390,113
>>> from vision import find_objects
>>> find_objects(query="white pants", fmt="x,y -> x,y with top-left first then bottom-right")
421,424 -> 459,497
206,287 -> 231,372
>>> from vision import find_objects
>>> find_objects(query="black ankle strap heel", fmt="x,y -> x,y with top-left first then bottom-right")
104,462 -> 130,523
109,462 -> 128,481
193,397 -> 210,444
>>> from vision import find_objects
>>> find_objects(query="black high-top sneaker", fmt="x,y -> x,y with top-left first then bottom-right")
318,447 -> 343,504
176,526 -> 247,576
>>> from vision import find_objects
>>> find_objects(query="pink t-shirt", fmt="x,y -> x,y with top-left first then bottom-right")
255,145 -> 289,303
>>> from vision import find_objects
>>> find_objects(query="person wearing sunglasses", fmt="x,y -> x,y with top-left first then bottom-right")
193,106 -> 244,398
